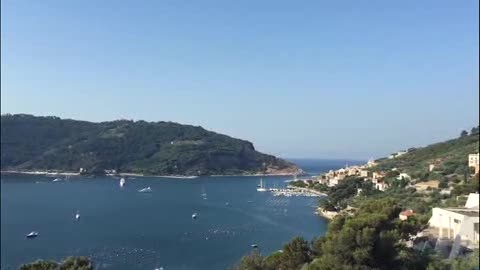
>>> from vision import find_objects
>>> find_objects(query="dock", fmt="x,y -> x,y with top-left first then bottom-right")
266,186 -> 326,197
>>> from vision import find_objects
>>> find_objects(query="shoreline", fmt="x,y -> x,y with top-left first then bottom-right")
286,186 -> 328,196
315,207 -> 338,220
1,170 -> 301,179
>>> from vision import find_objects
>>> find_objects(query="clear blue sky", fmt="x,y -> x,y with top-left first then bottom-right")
1,0 -> 478,160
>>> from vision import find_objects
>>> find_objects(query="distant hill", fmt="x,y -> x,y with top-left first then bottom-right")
0,114 -> 302,176
374,128 -> 479,180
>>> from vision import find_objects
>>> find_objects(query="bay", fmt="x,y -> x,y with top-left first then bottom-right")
0,160 -> 350,270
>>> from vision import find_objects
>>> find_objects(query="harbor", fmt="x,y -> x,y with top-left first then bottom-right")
256,178 -> 325,197
269,186 -> 326,197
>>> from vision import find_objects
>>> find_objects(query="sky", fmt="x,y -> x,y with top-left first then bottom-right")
1,0 -> 479,160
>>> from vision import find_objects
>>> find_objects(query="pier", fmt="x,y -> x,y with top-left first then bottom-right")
266,186 -> 326,197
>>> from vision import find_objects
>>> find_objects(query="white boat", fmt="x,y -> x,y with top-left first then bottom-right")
75,211 -> 80,220
52,178 -> 61,182
256,178 -> 267,192
26,231 -> 39,238
119,178 -> 126,187
138,187 -> 152,193
251,244 -> 258,248
192,212 -> 198,219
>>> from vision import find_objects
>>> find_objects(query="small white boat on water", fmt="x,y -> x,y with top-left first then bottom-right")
192,212 -> 198,219
119,178 -> 126,187
52,178 -> 61,182
75,211 -> 81,220
256,178 -> 267,192
251,244 -> 258,248
26,231 -> 39,239
138,187 -> 152,193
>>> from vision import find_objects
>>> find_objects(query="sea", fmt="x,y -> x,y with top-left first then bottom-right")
0,159 -> 364,270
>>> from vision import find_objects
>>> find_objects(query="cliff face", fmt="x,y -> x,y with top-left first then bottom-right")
1,114 -> 302,176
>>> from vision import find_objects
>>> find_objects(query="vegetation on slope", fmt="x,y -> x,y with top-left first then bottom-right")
20,256 -> 93,270
1,114 -> 300,176
374,128 -> 479,181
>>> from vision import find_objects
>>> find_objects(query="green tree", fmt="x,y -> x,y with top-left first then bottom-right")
59,257 -> 93,270
277,237 -> 312,269
233,250 -> 266,270
460,130 -> 468,137
470,126 -> 479,135
313,198 -> 428,270
20,260 -> 58,270
20,257 -> 93,270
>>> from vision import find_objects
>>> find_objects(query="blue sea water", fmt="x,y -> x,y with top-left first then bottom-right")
0,159 -> 350,270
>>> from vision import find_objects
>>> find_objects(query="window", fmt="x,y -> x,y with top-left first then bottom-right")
454,219 -> 461,224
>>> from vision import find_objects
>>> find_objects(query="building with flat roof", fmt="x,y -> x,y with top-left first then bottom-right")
428,193 -> 479,255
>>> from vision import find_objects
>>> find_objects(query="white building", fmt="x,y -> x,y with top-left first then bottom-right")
468,153 -> 479,174
428,193 -> 479,251
465,193 -> 479,208
396,173 -> 411,181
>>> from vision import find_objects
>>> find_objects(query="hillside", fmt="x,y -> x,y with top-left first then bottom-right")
374,129 -> 479,181
0,114 -> 302,176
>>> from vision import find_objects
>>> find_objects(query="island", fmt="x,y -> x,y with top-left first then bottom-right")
1,114 -> 304,176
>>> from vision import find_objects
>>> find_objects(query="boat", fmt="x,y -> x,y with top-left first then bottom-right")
52,178 -> 61,182
192,212 -> 198,219
256,178 -> 267,192
26,231 -> 39,239
119,178 -> 126,187
75,211 -> 80,220
138,187 -> 152,193
251,244 -> 258,248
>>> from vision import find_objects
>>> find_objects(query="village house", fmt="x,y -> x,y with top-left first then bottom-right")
372,172 -> 385,180
427,193 -> 479,256
375,180 -> 389,191
396,173 -> 411,181
414,180 -> 440,191
468,153 -> 479,174
360,170 -> 370,177
399,209 -> 415,221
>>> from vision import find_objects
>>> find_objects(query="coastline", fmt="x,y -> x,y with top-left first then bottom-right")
286,186 -> 328,196
315,207 -> 338,220
1,170 -> 301,179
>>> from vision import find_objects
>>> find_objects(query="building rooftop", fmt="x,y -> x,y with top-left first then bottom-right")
443,207 -> 480,217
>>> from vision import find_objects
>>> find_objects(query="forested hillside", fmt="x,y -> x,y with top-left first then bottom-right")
1,114 -> 301,176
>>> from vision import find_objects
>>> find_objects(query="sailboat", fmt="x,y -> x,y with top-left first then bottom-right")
256,178 -> 267,192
